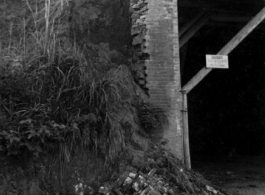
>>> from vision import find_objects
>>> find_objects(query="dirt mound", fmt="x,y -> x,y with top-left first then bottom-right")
92,144 -> 225,195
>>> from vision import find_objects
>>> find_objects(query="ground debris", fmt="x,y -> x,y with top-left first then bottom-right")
97,168 -> 225,195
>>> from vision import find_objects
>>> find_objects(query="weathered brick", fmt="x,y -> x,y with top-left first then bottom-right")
144,0 -> 183,159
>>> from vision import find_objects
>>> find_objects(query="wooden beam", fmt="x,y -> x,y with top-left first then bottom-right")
179,11 -> 206,37
179,13 -> 262,25
179,14 -> 209,48
182,7 -> 265,94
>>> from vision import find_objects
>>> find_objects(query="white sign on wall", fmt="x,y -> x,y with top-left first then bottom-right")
206,55 -> 229,69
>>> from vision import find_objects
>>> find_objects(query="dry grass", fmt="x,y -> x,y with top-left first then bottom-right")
0,0 -> 147,165
0,2 -> 172,193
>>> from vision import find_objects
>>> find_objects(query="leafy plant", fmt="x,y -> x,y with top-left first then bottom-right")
0,1 -> 168,194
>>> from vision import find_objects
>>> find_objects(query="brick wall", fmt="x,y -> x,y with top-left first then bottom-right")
145,0 -> 183,159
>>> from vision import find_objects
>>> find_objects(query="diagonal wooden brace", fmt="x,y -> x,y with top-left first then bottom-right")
182,7 -> 265,94
181,7 -> 265,169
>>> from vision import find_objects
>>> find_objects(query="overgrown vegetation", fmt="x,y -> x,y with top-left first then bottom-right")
0,0 -> 161,171
0,1 -> 215,195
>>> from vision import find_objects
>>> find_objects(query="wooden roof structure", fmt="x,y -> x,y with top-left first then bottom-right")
178,0 -> 265,46
177,0 -> 265,168
179,0 -> 265,17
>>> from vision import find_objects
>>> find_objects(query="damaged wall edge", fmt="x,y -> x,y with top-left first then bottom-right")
131,0 -> 184,160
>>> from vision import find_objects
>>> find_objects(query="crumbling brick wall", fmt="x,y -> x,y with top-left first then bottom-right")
131,0 -> 149,92
131,0 -> 183,159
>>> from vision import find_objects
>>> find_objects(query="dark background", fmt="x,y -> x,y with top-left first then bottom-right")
181,24 -> 265,157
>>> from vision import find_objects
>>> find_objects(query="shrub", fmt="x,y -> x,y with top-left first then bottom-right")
0,0 -> 145,166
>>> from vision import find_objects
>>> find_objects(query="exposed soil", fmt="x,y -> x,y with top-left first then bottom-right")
193,155 -> 265,195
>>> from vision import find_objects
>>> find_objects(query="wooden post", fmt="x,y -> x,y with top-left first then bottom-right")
179,14 -> 209,48
181,7 -> 265,169
183,7 -> 265,93
182,92 -> 191,169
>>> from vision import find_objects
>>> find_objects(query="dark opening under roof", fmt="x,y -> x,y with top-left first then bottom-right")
178,0 -> 265,24
179,0 -> 264,12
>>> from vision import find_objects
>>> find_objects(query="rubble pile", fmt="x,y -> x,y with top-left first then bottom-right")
95,143 -> 228,195
98,168 -> 225,195
96,144 -> 228,195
